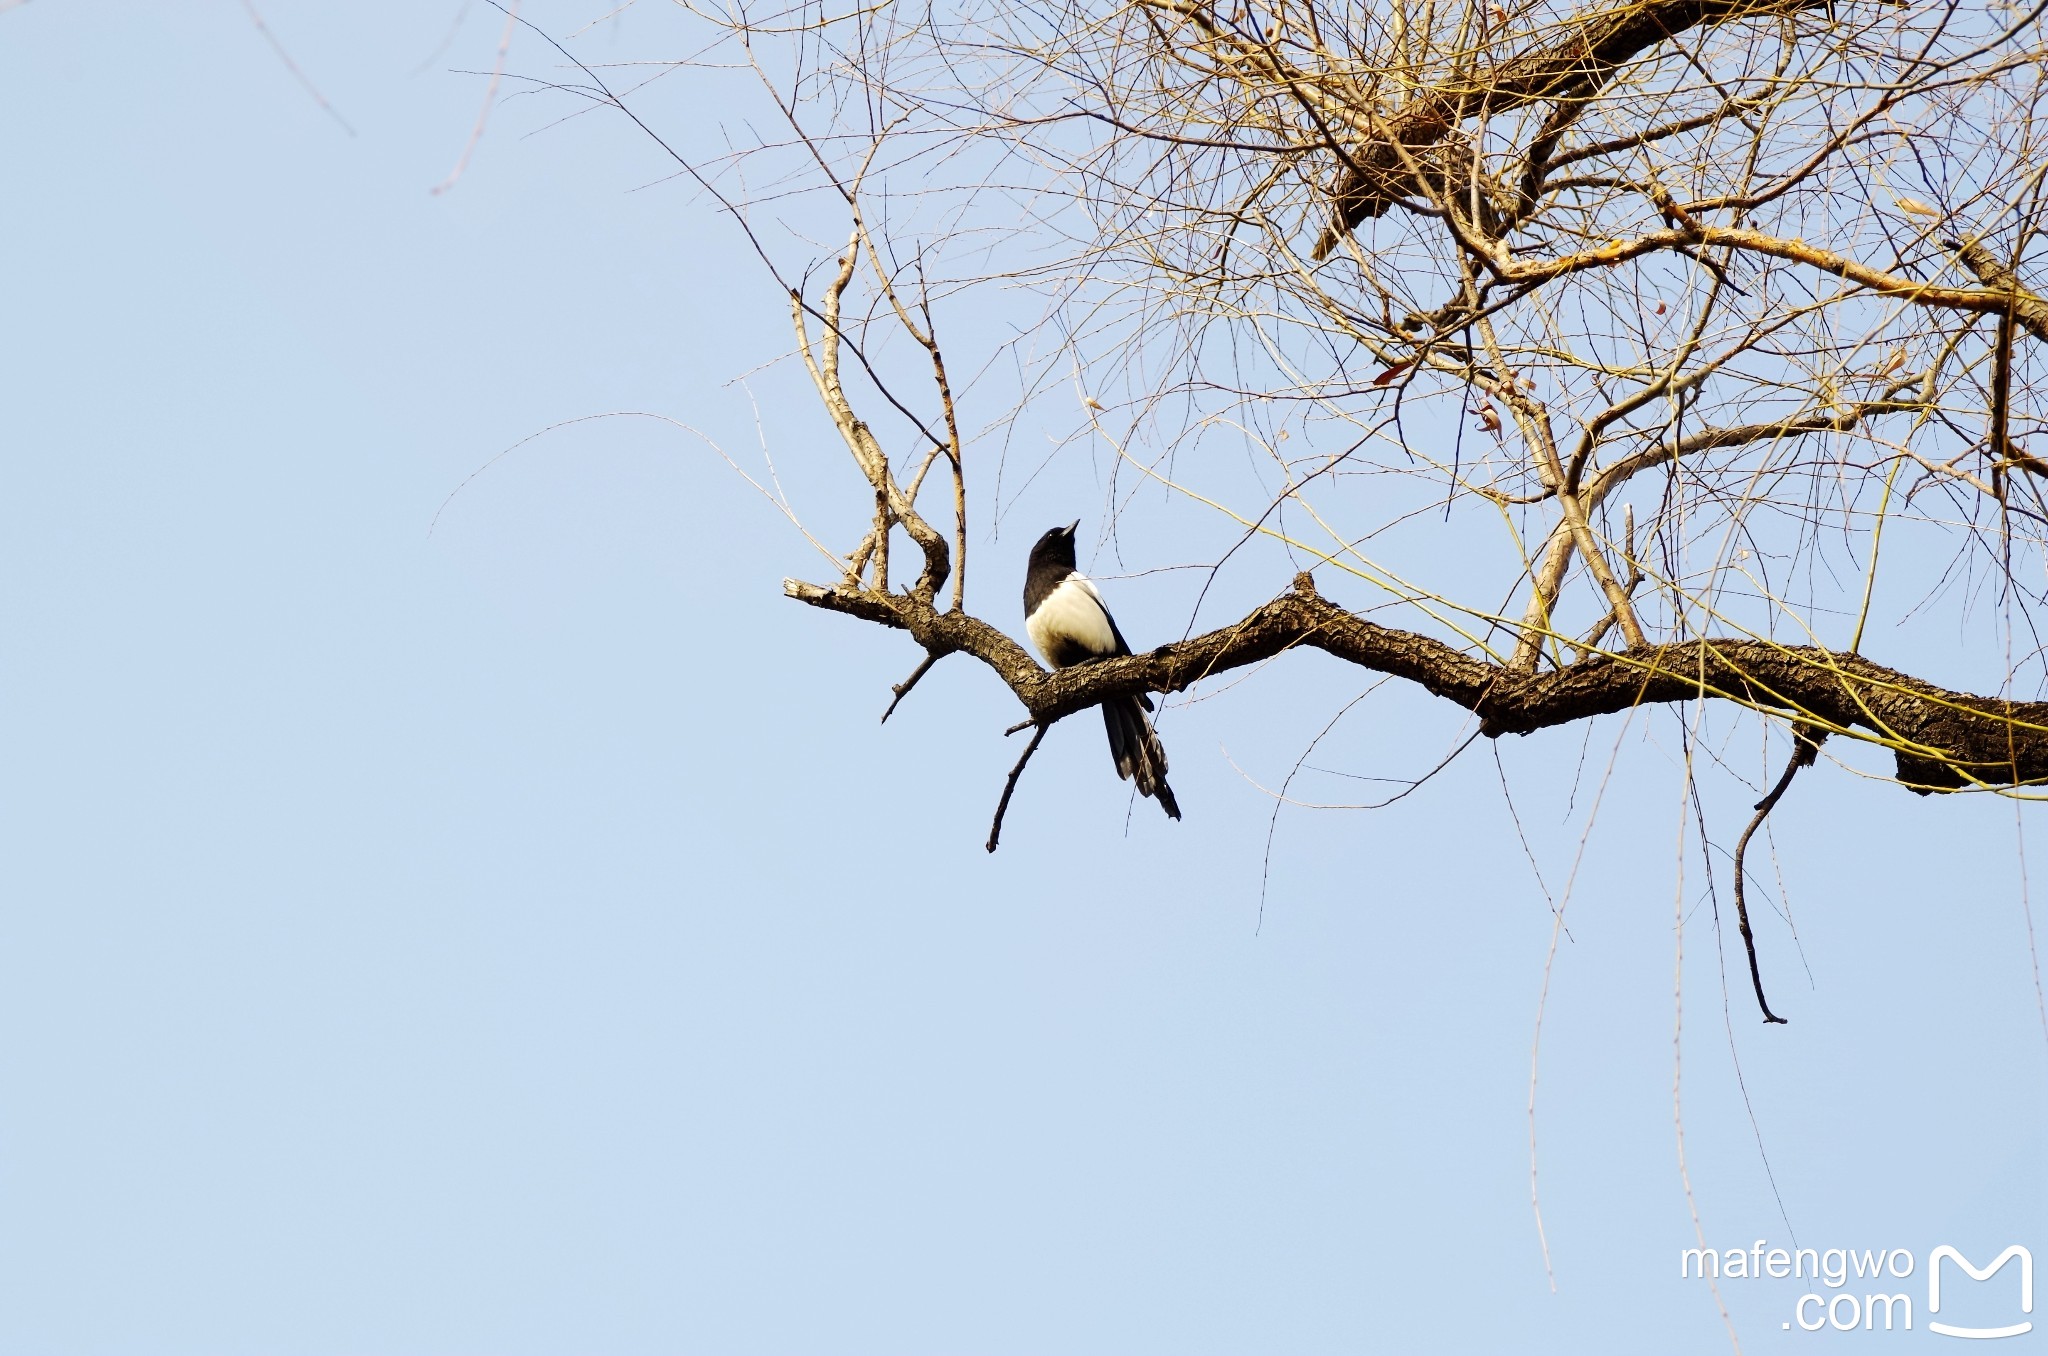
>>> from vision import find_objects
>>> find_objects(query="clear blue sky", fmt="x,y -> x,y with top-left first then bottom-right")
2,5 -> 2043,1353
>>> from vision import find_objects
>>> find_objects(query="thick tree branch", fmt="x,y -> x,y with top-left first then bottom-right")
1310,0 -> 1835,256
1948,235 -> 2048,342
786,573 -> 2048,793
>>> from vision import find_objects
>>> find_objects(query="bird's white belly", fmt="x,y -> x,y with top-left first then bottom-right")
1026,573 -> 1117,665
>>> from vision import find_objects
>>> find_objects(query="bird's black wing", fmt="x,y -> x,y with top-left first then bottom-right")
1072,576 -> 1152,709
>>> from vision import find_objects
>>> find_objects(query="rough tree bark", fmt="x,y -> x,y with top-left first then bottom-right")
786,570 -> 2048,795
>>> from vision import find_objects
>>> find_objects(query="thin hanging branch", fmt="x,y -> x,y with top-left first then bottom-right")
1730,725 -> 1827,1024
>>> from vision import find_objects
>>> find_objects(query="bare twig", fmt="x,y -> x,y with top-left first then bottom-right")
880,652 -> 942,724
986,724 -> 1050,852
239,0 -> 355,136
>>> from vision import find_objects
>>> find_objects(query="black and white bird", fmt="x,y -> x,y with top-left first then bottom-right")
1022,521 -> 1181,820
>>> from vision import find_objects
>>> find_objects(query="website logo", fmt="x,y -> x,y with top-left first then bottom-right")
1679,1241 -> 2034,1337
1928,1245 -> 2032,1340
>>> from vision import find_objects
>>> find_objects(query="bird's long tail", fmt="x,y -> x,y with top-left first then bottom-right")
1101,694 -> 1181,820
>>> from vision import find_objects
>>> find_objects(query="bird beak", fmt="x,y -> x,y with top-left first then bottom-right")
1065,520 -> 1080,536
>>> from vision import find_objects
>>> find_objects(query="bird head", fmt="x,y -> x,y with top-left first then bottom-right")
1029,520 -> 1081,570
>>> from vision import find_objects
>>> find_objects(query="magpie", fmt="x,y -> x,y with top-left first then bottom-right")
1023,521 -> 1182,820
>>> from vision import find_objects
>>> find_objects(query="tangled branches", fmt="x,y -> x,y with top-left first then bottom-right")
588,0 -> 2048,1015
